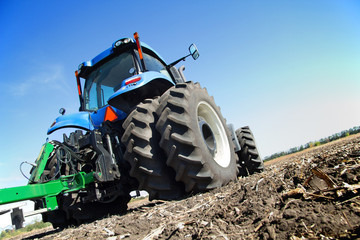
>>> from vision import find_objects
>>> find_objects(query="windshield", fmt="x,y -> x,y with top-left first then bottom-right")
84,51 -> 136,111
142,51 -> 171,79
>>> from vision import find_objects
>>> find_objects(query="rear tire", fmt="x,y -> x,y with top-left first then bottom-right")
156,82 -> 238,193
121,98 -> 184,200
236,126 -> 264,175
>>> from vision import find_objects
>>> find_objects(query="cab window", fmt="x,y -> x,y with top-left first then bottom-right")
84,51 -> 136,111
142,52 -> 171,79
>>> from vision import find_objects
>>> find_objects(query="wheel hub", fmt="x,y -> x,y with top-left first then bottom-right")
197,101 -> 231,168
198,117 -> 216,155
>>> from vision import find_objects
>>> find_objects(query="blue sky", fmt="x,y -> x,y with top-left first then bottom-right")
0,0 -> 359,191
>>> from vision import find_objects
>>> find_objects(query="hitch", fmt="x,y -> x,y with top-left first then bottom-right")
0,172 -> 95,211
0,142 -> 94,212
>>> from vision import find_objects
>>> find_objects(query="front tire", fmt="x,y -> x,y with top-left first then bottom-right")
156,82 -> 238,193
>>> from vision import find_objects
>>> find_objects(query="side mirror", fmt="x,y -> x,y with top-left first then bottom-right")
189,44 -> 199,60
59,108 -> 66,115
167,44 -> 200,69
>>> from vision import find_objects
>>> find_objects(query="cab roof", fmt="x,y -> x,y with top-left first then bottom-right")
77,37 -> 167,78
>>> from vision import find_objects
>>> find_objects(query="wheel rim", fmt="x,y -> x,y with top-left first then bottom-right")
198,116 -> 216,155
197,101 -> 231,167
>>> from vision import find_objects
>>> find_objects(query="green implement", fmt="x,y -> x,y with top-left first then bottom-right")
29,142 -> 54,183
0,141 -> 95,211
0,172 -> 95,210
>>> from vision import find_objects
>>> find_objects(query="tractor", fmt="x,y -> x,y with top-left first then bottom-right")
0,33 -> 263,228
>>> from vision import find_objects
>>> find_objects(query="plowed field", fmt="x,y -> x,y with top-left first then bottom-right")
10,134 -> 360,239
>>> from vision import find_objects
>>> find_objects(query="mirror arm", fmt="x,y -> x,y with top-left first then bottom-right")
166,54 -> 191,69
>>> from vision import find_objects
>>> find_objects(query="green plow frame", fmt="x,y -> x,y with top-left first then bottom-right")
0,172 -> 95,211
0,142 -> 95,211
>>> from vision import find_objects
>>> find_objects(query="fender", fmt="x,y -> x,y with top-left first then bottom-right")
47,106 -> 127,135
108,71 -> 173,112
47,112 -> 94,135
108,71 -> 173,102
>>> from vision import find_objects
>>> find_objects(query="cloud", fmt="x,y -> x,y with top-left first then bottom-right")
8,64 -> 71,97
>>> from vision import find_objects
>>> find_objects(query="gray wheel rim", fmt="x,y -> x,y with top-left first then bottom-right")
197,101 -> 231,168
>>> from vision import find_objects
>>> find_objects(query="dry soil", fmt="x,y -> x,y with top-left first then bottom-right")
10,134 -> 360,239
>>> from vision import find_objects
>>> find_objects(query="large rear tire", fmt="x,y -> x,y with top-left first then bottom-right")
236,126 -> 264,175
121,98 -> 184,200
156,82 -> 238,192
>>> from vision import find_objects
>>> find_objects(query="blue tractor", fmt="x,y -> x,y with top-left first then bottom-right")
1,33 -> 263,227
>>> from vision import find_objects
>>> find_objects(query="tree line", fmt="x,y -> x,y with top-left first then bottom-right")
264,126 -> 360,161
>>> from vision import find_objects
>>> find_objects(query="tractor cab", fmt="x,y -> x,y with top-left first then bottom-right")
77,37 -> 172,113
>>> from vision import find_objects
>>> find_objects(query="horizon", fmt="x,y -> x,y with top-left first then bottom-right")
264,125 -> 360,159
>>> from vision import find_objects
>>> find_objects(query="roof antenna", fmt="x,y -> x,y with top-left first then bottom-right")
134,32 -> 146,71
